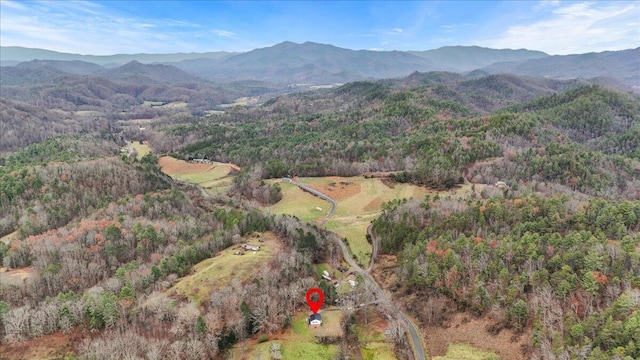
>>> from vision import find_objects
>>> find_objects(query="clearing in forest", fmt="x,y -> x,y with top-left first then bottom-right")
158,156 -> 238,191
268,176 -> 431,266
237,311 -> 342,360
169,232 -> 281,304
424,312 -> 525,360
0,267 -> 34,288
433,344 -> 499,360
129,141 -> 151,159
353,310 -> 397,360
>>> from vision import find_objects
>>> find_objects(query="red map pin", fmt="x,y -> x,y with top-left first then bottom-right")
305,288 -> 324,314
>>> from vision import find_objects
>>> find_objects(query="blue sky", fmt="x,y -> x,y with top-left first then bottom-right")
1,1 -> 638,55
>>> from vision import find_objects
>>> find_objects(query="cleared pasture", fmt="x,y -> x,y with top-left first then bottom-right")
267,181 -> 330,223
169,232 -> 280,304
130,141 -> 151,159
158,156 -> 237,190
240,311 -> 341,360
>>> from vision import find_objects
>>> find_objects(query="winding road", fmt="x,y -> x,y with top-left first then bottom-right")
287,178 -> 427,360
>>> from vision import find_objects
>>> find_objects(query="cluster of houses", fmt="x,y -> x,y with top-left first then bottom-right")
190,158 -> 215,164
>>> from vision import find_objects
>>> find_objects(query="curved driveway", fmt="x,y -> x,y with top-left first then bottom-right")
288,178 -> 426,360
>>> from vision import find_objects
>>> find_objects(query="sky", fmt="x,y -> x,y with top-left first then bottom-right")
1,0 -> 638,55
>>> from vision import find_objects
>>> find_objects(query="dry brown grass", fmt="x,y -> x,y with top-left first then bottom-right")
0,267 -> 34,287
307,181 -> 362,201
0,331 -> 73,360
158,156 -> 239,189
423,313 -> 528,360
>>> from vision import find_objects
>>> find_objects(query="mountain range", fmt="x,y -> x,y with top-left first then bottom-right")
1,42 -> 638,88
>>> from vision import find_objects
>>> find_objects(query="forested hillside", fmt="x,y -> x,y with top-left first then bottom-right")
171,78 -> 639,199
1,67 -> 638,359
372,193 -> 640,359
0,136 -> 342,358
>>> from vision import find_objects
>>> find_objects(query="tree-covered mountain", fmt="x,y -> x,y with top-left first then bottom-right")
97,61 -> 209,85
167,75 -> 638,199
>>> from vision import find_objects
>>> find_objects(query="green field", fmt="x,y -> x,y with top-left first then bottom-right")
240,311 -> 341,360
169,233 -> 279,304
249,340 -> 338,360
130,141 -> 151,159
361,342 -> 396,360
353,313 -> 397,360
172,166 -> 232,187
142,100 -> 188,108
267,181 -> 330,223
433,344 -> 500,360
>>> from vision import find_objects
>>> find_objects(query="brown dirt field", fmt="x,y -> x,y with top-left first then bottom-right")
0,331 -> 73,360
423,313 -> 529,360
308,181 -> 362,201
363,197 -> 384,212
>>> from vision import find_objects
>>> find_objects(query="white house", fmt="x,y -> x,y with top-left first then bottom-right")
308,313 -> 322,327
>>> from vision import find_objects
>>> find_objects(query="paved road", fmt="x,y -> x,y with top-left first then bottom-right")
366,224 -> 378,272
283,178 -> 337,226
288,178 -> 426,360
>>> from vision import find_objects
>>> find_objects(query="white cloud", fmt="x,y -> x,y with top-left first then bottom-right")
479,2 -> 640,54
1,0 -> 27,10
213,30 -> 235,37
0,1 -> 220,54
379,28 -> 404,35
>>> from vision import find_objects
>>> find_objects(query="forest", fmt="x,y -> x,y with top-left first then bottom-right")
1,69 -> 639,359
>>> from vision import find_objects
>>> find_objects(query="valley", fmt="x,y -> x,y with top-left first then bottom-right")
1,39 -> 639,360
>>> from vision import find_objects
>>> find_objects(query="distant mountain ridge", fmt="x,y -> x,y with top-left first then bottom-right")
409,45 -> 548,72
174,41 -> 442,84
0,46 -> 233,66
481,47 -> 640,87
1,42 -> 637,87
